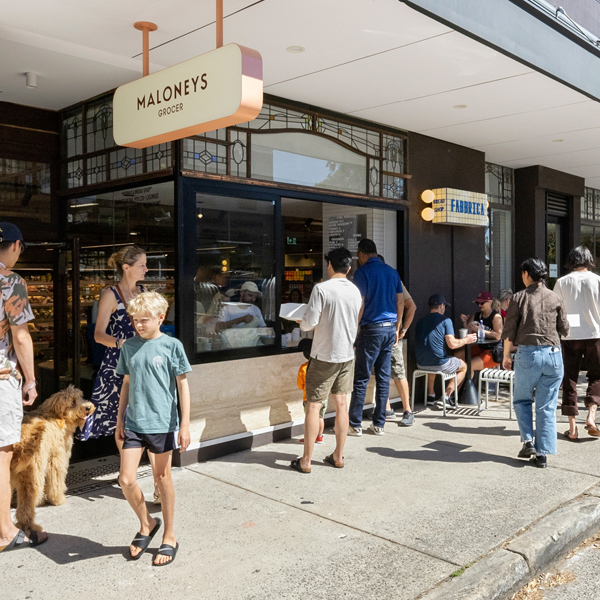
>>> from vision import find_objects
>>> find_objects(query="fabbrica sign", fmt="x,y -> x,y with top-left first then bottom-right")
113,43 -> 263,148
431,188 -> 489,227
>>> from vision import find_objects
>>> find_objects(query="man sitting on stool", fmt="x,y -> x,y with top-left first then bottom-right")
414,294 -> 476,408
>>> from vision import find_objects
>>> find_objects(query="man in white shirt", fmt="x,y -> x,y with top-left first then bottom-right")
291,247 -> 362,473
554,246 -> 600,439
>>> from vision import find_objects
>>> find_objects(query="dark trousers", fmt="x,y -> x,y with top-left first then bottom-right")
561,339 -> 600,416
349,325 -> 396,429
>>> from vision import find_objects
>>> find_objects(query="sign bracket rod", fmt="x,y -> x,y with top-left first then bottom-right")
216,0 -> 223,48
134,21 -> 158,77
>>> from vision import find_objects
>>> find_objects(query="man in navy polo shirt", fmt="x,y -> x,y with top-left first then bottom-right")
348,239 -> 404,436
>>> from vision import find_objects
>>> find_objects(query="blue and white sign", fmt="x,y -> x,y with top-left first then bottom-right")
431,188 -> 488,227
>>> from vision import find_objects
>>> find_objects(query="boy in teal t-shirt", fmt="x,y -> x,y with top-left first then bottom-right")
116,291 -> 191,567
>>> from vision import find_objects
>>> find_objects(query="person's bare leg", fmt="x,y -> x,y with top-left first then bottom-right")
300,402 -> 322,470
152,451 -> 175,566
446,361 -> 467,395
0,446 -> 19,546
318,417 -> 325,437
470,357 -> 484,378
568,415 -> 578,437
586,403 -> 598,430
119,446 -> 156,558
427,374 -> 435,395
148,451 -> 161,500
330,393 -> 348,465
393,378 -> 411,413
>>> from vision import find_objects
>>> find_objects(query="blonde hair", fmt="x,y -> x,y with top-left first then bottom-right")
107,245 -> 145,277
127,291 -> 168,319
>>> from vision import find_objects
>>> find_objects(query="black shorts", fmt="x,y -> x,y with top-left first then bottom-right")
122,429 -> 179,454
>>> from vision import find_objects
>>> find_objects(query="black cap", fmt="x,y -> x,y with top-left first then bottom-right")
0,222 -> 24,244
428,293 -> 450,307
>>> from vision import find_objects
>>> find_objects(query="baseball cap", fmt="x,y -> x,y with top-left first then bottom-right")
0,222 -> 24,245
241,281 -> 262,296
475,291 -> 494,303
428,293 -> 450,307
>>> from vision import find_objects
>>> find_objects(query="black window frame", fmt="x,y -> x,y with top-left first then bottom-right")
178,175 -> 408,365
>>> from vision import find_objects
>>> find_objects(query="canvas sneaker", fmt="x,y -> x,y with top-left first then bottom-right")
435,395 -> 456,409
426,394 -> 437,407
369,423 -> 385,436
348,427 -> 362,437
399,411 -> 415,427
316,434 -> 324,444
385,408 -> 396,420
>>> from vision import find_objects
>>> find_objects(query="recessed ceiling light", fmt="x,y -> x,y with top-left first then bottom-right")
453,104 -> 467,109
552,139 -> 564,143
286,46 -> 305,53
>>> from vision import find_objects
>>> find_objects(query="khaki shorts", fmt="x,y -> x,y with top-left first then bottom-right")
305,357 -> 355,404
303,399 -> 327,419
390,342 -> 406,380
0,376 -> 23,447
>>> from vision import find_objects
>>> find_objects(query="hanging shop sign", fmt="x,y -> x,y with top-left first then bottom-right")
427,188 -> 489,227
113,43 -> 263,149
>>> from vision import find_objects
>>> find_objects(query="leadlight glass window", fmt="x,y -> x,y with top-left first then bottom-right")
183,99 -> 407,200
85,99 -> 114,153
60,94 -> 174,190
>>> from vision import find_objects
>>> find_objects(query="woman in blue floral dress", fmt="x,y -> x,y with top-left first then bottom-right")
78,246 -> 148,441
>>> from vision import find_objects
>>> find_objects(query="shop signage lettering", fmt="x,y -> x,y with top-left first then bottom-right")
287,237 -> 297,245
430,188 -> 489,227
114,43 -> 263,149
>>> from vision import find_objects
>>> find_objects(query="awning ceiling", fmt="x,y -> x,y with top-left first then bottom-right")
2,0 -> 600,186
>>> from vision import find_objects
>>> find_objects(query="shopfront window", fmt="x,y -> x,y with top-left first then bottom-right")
195,195 -> 275,353
280,197 -> 397,347
486,162 -> 514,292
67,181 -> 176,361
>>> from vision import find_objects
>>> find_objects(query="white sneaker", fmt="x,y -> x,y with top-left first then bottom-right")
369,423 -> 385,436
348,426 -> 362,437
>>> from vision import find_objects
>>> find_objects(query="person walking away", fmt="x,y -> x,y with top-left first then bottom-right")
502,258 -> 569,468
553,246 -> 600,440
116,292 -> 191,566
414,294 -> 476,406
291,248 -> 361,473
0,222 -> 48,551
349,239 -> 404,436
297,339 -> 326,444
385,279 -> 417,426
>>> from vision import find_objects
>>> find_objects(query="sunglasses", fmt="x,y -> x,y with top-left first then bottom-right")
476,301 -> 488,306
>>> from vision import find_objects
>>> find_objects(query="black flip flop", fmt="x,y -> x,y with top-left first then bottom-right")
0,529 -> 48,552
129,517 -> 162,560
153,542 -> 179,567
290,458 -> 311,473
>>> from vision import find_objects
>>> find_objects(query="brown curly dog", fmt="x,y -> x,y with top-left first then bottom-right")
10,386 -> 94,532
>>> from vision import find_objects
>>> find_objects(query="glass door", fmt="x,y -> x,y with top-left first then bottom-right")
19,240 -> 82,403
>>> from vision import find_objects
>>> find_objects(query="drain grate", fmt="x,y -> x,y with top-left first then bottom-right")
66,455 -> 153,497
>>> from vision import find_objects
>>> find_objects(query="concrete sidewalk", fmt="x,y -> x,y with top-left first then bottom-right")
5,397 -> 600,600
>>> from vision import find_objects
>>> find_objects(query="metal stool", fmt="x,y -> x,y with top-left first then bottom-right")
411,369 -> 458,417
478,367 -> 515,418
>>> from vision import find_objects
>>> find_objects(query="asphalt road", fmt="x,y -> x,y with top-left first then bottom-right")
525,537 -> 600,600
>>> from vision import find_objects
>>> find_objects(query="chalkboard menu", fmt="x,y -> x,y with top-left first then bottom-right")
328,215 -> 367,258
